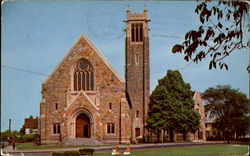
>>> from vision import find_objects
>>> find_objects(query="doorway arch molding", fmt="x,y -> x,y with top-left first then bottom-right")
69,108 -> 95,139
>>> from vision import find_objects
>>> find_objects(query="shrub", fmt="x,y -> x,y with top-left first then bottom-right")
52,152 -> 64,156
16,134 -> 36,143
52,151 -> 83,156
63,151 -> 81,156
79,148 -> 95,155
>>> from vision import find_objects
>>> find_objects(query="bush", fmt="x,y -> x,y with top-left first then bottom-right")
52,152 -> 64,156
63,151 -> 82,156
16,134 -> 36,143
52,151 -> 83,156
79,148 -> 95,155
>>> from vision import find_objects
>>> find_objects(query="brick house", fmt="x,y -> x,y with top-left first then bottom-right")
24,118 -> 38,135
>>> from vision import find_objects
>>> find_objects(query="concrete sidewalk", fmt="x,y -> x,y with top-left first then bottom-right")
2,141 -> 226,155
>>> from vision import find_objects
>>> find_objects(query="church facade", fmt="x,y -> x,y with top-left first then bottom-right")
39,9 -> 149,144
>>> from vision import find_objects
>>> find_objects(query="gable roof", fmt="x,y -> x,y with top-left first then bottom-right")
24,118 -> 38,129
43,34 -> 124,84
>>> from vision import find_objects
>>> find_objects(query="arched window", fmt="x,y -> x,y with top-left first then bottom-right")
136,110 -> 139,118
73,59 -> 95,91
131,23 -> 143,43
136,25 -> 139,42
131,23 -> 135,42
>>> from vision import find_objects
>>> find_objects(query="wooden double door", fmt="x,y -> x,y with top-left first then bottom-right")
76,113 -> 90,138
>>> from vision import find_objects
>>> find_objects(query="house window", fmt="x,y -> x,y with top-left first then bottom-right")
135,128 -> 140,137
73,59 -> 95,91
55,103 -> 58,110
107,123 -> 115,134
136,110 -> 139,118
109,102 -> 112,110
131,23 -> 143,42
53,123 -> 60,134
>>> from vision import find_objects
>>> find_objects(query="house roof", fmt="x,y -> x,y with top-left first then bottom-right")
24,118 -> 38,129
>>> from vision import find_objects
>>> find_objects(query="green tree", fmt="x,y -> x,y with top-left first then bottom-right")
19,125 -> 25,135
147,70 -> 200,142
172,1 -> 249,70
203,85 -> 249,143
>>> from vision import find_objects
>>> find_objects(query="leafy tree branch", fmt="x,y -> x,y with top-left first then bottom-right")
172,1 -> 249,70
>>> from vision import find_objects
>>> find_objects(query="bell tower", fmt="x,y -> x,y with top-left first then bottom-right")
124,7 -> 150,140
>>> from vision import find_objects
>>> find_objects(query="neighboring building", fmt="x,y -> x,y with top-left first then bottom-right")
39,8 -> 150,145
205,115 -> 249,140
205,115 -> 215,138
24,118 -> 38,135
190,91 -> 206,142
148,92 -> 206,142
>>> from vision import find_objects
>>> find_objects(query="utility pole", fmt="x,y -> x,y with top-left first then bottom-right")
9,119 -> 11,132
8,119 -> 12,145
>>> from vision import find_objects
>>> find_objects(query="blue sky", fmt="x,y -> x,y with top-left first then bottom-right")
2,1 -> 249,131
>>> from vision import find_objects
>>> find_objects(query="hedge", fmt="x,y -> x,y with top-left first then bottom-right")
52,148 -> 94,156
79,148 -> 94,155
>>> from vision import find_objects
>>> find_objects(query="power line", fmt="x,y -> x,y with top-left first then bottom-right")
151,34 -> 184,39
2,65 -> 49,77
1,65 -> 65,82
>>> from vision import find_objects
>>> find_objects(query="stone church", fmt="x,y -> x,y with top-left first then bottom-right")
39,9 -> 149,145
38,9 -> 206,145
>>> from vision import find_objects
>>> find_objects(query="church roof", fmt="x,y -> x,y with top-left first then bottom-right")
43,34 -> 125,84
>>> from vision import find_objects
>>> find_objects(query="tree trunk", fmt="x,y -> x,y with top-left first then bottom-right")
157,131 -> 160,142
163,129 -> 166,142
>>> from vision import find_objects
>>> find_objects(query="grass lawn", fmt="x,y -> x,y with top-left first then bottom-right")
95,145 -> 249,156
17,143 -> 248,156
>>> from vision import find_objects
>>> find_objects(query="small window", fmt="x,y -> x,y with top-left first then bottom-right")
109,102 -> 112,110
135,128 -> 140,137
136,110 -> 139,118
107,123 -> 115,134
135,54 -> 139,64
53,123 -> 60,134
55,103 -> 58,110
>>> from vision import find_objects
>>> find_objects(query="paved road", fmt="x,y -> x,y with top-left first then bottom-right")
1,141 -> 227,156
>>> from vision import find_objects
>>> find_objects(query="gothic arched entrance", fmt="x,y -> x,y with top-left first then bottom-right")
75,113 -> 90,138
